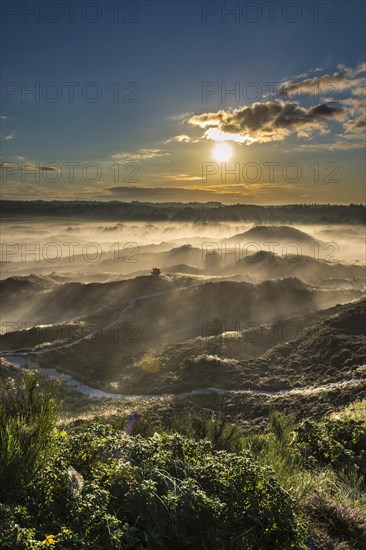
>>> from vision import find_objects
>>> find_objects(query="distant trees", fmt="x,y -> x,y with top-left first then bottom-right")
1,201 -> 365,224
207,318 -> 224,337
151,267 -> 161,277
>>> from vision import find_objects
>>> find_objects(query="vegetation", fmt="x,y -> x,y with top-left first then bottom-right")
294,417 -> 366,481
22,298 -> 364,398
1,201 -> 365,225
0,374 -> 59,503
0,373 -> 365,549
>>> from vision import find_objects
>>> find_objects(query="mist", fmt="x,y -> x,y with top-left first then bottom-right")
1,209 -> 364,395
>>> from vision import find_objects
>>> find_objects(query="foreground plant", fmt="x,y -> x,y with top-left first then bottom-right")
0,372 -> 59,503
0,418 -> 306,549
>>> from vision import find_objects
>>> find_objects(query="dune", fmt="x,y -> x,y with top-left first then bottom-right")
228,225 -> 318,244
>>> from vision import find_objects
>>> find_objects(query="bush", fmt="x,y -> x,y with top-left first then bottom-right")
0,373 -> 59,503
293,418 -> 366,480
0,423 -> 306,549
133,409 -> 243,453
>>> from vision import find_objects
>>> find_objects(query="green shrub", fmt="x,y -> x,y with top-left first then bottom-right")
68,427 -> 305,548
133,409 -> 243,453
2,375 -> 365,550
0,373 -> 59,503
293,418 -> 366,480
0,422 -> 305,549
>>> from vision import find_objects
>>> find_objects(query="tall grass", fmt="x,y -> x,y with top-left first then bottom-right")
0,372 -> 59,502
243,411 -> 317,501
133,408 -> 243,452
243,409 -> 366,535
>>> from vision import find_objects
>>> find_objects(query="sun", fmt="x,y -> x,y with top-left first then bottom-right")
213,142 -> 232,163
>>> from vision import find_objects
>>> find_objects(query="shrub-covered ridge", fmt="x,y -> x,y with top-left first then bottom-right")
1,373 -> 366,549
0,421 -> 305,549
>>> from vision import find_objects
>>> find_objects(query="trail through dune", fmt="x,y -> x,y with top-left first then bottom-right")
2,352 -> 364,401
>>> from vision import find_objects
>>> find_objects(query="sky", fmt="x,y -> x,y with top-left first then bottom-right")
1,0 -> 365,204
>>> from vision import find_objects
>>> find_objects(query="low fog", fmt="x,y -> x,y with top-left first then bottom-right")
1,219 -> 364,279
0,215 -> 365,395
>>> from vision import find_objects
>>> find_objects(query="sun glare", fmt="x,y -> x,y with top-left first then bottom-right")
213,142 -> 233,163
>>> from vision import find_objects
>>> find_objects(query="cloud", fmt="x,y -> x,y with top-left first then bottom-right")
280,62 -> 365,97
105,185 -> 251,202
111,148 -> 169,161
169,112 -> 194,121
281,68 -> 349,96
351,86 -> 366,97
0,162 -> 59,172
165,134 -> 200,143
106,185 -> 215,202
3,134 -> 14,141
186,62 -> 365,148
173,63 -> 364,150
204,128 -> 255,144
283,67 -> 323,81
188,101 -> 344,144
104,183 -> 317,205
163,173 -> 202,181
344,117 -> 366,134
338,95 -> 364,112
295,140 -> 365,151
337,94 -> 365,124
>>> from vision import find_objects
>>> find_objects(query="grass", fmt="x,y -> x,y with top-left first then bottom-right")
331,398 -> 366,422
243,407 -> 366,549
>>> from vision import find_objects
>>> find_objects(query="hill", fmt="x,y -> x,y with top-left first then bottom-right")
228,225 -> 318,244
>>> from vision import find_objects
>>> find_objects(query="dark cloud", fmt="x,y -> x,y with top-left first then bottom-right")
188,101 -> 344,144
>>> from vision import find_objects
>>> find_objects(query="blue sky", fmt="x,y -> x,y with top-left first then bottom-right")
1,0 -> 365,203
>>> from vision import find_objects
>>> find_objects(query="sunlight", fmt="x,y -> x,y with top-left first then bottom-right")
213,142 -> 233,163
